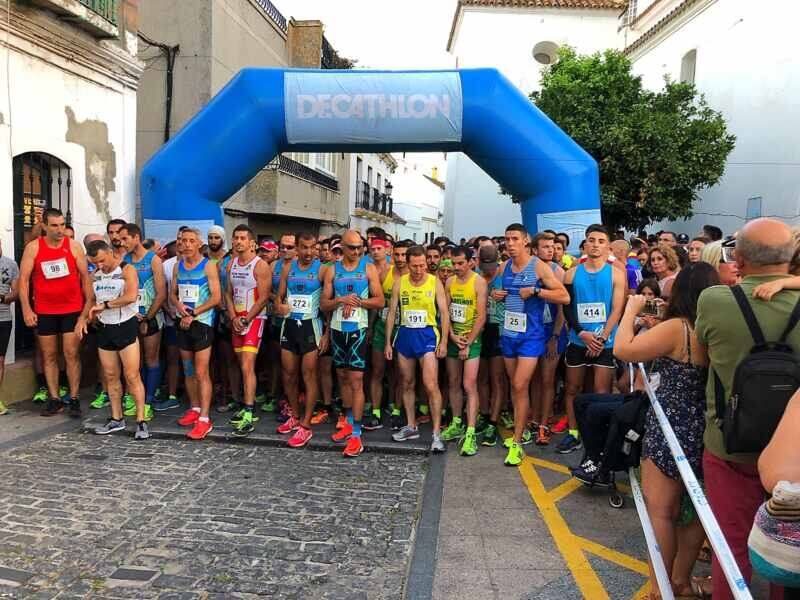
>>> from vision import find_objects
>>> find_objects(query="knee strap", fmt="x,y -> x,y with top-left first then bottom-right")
182,359 -> 195,377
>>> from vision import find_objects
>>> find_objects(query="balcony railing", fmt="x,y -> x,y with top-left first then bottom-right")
254,0 -> 288,33
77,0 -> 118,24
268,155 -> 338,191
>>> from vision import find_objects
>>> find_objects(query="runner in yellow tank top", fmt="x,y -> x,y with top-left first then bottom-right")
442,247 -> 488,456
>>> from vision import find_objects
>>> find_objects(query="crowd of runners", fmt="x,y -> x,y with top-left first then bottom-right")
1,208 -> 799,599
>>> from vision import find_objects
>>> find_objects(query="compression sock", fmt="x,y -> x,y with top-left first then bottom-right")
346,408 -> 354,426
352,420 -> 362,438
145,365 -> 161,404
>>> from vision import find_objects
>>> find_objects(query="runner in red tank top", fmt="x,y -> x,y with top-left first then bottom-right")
18,208 -> 90,418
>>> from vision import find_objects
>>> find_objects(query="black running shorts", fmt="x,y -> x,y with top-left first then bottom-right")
177,321 -> 214,353
37,312 -> 80,336
97,317 -> 139,352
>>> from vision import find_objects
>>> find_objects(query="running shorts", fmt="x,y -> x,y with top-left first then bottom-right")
447,336 -> 482,360
37,312 -> 80,336
500,334 -> 545,359
232,318 -> 265,354
564,343 -> 615,369
280,318 -> 322,355
96,317 -> 139,352
140,313 -> 163,337
372,318 -> 386,351
394,326 -> 438,360
0,321 -> 12,357
266,316 -> 283,343
332,328 -> 369,371
177,321 -> 214,353
480,323 -> 502,358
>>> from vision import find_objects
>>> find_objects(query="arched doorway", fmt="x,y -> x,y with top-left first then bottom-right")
11,152 -> 72,352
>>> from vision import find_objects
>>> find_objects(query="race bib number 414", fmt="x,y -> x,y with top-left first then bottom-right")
578,302 -> 606,324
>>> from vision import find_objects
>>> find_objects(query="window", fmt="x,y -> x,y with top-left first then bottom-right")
367,165 -> 373,188
289,152 -> 337,176
377,173 -> 382,193
356,157 -> 363,183
680,49 -> 697,84
746,196 -> 762,221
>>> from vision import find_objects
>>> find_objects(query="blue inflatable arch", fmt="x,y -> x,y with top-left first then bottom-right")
141,68 -> 600,240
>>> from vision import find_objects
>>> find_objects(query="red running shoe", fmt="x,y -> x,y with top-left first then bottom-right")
331,422 -> 352,443
277,415 -> 300,434
343,436 -> 364,457
178,409 -> 200,426
186,419 -> 213,440
310,408 -> 330,425
335,414 -> 348,430
287,426 -> 312,448
550,415 -> 569,434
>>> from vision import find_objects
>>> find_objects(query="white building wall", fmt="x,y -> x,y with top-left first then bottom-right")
391,153 -> 445,243
627,0 -> 800,235
446,6 -> 621,235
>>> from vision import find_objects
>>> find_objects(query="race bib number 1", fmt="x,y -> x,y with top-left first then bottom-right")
403,309 -> 428,328
504,311 -> 527,333
41,258 -> 69,280
178,283 -> 200,304
578,302 -> 607,324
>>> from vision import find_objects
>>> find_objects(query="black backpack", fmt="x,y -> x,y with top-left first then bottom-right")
600,390 -> 650,473
714,285 -> 800,454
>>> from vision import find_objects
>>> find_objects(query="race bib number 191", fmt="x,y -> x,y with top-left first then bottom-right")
403,310 -> 428,328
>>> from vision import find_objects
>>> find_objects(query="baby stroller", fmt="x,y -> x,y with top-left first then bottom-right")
570,387 -> 650,508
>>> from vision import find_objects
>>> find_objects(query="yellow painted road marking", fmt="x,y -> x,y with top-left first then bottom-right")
527,455 -> 572,475
519,457 -> 610,599
548,477 -> 585,503
632,581 -> 652,600
575,535 -> 649,575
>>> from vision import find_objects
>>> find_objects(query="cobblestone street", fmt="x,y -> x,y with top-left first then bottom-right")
0,432 -> 426,599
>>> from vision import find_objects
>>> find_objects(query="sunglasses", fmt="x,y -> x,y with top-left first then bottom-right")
345,244 -> 362,251
280,245 -> 295,250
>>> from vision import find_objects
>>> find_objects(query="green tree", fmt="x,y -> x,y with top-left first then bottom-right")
531,47 -> 736,232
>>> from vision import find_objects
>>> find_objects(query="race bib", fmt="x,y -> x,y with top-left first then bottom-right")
381,307 -> 389,321
137,288 -> 146,306
178,283 -> 200,304
449,303 -> 467,324
504,311 -> 527,333
340,306 -> 364,323
403,309 -> 428,328
41,258 -> 69,280
578,302 -> 607,324
289,294 -> 312,315
543,305 -> 553,325
233,287 -> 248,312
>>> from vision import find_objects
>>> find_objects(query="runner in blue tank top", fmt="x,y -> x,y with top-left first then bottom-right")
320,230 -> 385,457
529,233 -> 567,447
560,224 -> 626,454
499,224 -> 570,467
171,227 -> 221,441
120,224 -> 166,419
275,232 -> 328,447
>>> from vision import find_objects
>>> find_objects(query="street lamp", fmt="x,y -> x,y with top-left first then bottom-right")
385,181 -> 393,215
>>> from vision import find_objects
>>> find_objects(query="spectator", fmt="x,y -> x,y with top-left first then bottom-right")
611,239 -> 642,293
675,245 -> 689,269
687,237 -> 708,263
0,238 -> 20,416
659,231 -> 678,247
701,241 -> 740,286
615,262 -> 719,599
703,224 -> 724,242
648,244 -> 680,299
695,218 -> 799,600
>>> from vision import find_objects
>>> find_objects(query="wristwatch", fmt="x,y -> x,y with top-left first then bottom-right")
103,300 -> 110,310
533,287 -> 541,298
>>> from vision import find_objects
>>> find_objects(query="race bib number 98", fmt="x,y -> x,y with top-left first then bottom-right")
41,258 -> 69,280
578,302 -> 607,324
403,309 -> 428,328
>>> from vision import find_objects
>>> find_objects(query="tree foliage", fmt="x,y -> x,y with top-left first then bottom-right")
531,47 -> 736,231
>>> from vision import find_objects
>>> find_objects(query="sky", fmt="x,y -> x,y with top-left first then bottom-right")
271,0 -> 459,70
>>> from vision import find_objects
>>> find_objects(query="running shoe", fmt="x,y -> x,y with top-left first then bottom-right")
122,393 -> 135,413
59,386 -> 68,399
277,415 -> 300,435
440,419 -> 466,442
504,442 -> 525,467
459,431 -> 478,457
335,414 -> 348,430
310,407 -> 331,425
331,422 -> 353,443
134,422 -> 151,441
231,411 -> 258,436
67,397 -> 82,418
260,397 -> 277,413
363,412 -> 383,431
177,409 -> 200,427
571,461 -> 611,487
503,429 -> 533,448
288,426 -> 313,448
555,433 -> 582,454
535,425 -> 552,446
230,409 -> 259,427
153,394 -> 180,412
94,418 -> 126,435
481,424 -> 498,447
430,433 -> 445,453
389,411 -> 403,431
41,398 -> 64,417
392,425 -> 419,442
343,436 -> 364,457
32,386 -> 48,403
550,415 -> 569,434
186,419 -> 213,440
90,391 -> 109,409
215,399 -> 238,413
124,402 -> 153,421
417,403 -> 431,424
0,400 -> 7,415
499,411 -> 514,430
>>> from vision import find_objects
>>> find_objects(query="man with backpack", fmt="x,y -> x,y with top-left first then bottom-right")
695,217 -> 799,600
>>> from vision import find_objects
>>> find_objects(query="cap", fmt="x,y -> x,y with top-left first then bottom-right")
437,259 -> 454,270
208,225 -> 226,239
478,245 -> 499,264
330,239 -> 342,253
259,240 -> 278,251
677,233 -> 690,244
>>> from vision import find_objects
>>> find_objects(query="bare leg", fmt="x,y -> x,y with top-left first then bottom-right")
98,349 -> 123,420
180,350 -> 199,408
420,353 -> 442,434
370,349 -> 386,411
396,354 -> 417,428
505,357 -> 538,443
564,365 -> 587,430
299,350 -> 319,426
319,354 -> 334,408
641,458 -> 683,596
446,357 -> 464,420
119,340 -> 146,421
38,334 -> 61,398
166,342 -> 180,397
238,352 -> 257,408
192,347 -> 213,418
281,349 -> 301,416
593,366 -> 614,395
61,332 -> 82,398
489,356 -> 506,422
462,357 -> 480,428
